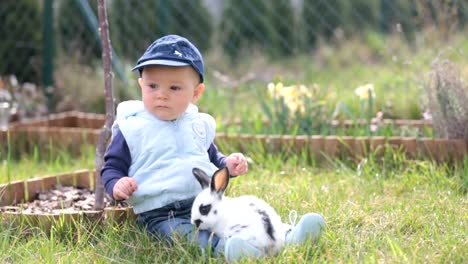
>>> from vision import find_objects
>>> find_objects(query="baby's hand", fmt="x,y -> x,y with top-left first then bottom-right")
113,177 -> 138,200
226,153 -> 248,177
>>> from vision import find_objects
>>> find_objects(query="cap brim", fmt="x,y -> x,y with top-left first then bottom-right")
131,59 -> 190,71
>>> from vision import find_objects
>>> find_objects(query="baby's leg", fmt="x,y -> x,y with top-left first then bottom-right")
136,199 -> 224,255
285,212 -> 325,245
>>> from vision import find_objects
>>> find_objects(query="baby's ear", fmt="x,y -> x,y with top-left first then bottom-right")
137,77 -> 144,89
192,83 -> 205,103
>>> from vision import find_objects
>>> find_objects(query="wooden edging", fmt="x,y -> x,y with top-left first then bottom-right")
214,133 -> 467,163
0,170 -> 136,230
1,128 -> 466,163
0,111 -> 465,162
10,111 -> 433,130
9,111 -> 106,129
0,111 -> 439,132
221,117 -> 433,129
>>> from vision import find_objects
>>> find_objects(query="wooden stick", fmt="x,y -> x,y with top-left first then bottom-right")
94,0 -> 115,210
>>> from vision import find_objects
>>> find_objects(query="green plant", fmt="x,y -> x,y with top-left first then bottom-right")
424,58 -> 467,140
259,81 -> 332,135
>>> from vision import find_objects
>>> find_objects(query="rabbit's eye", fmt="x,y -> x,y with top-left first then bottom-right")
199,204 -> 211,215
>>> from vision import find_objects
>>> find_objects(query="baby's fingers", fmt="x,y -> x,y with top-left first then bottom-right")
115,188 -> 130,200
127,178 -> 138,192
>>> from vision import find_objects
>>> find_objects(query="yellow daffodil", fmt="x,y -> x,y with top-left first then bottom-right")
354,83 -> 376,100
267,82 -> 315,115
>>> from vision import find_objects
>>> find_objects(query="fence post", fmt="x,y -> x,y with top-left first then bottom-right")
158,0 -> 169,36
74,0 -> 127,86
43,0 -> 55,111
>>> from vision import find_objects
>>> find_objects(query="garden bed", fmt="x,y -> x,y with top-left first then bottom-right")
1,111 -> 466,163
0,170 -> 135,230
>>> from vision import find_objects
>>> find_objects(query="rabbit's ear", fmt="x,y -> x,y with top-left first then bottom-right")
193,167 -> 210,189
211,167 -> 230,195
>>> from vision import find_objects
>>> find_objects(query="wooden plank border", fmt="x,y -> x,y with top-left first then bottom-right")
0,170 -> 135,231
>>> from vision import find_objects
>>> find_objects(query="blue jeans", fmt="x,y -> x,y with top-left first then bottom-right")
136,197 -> 225,255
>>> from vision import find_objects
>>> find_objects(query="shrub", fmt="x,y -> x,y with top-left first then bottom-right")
343,0 -> 379,32
424,59 -> 468,140
166,0 -> 213,52
220,0 -> 296,60
379,0 -> 417,41
56,0 -> 101,64
53,58 -> 105,114
301,0 -> 345,49
109,0 -> 213,61
0,0 -> 41,83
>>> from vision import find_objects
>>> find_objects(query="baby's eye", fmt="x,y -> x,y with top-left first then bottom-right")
170,85 -> 181,91
199,204 -> 211,215
149,83 -> 157,89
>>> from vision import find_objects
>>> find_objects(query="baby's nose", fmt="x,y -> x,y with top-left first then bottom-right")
156,90 -> 169,99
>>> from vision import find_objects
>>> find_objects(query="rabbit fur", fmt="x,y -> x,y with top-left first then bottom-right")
191,167 -> 289,256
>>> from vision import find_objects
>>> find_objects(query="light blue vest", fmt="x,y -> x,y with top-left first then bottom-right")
114,101 -> 218,214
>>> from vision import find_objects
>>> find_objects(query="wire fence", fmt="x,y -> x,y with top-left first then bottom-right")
0,0 -> 467,116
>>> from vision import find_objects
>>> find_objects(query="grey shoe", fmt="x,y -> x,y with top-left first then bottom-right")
224,236 -> 263,262
286,212 -> 325,245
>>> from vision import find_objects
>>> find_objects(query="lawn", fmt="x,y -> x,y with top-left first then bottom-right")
1,149 -> 466,263
1,27 -> 466,264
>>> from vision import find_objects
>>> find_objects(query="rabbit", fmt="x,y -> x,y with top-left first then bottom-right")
190,167 -> 289,256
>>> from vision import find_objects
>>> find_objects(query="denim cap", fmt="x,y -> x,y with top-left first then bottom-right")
132,35 -> 204,83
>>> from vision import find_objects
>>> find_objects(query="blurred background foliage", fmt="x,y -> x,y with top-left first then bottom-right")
0,0 -> 467,136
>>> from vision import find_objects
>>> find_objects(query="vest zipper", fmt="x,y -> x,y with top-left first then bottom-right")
172,117 -> 181,155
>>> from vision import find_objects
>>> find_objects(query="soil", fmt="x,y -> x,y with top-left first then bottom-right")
0,185 -> 128,214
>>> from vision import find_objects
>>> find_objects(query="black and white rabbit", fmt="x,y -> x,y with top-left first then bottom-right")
191,167 -> 289,256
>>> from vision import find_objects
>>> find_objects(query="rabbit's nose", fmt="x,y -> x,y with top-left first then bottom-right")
194,219 -> 202,228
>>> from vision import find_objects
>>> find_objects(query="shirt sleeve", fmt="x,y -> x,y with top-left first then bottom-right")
207,142 -> 227,168
101,127 -> 131,198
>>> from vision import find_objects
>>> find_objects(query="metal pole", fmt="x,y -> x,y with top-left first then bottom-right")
43,0 -> 55,111
158,0 -> 169,36
74,0 -> 127,87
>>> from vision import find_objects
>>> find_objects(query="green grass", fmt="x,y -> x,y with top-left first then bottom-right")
0,145 -> 95,184
1,150 -> 466,263
1,29 -> 466,263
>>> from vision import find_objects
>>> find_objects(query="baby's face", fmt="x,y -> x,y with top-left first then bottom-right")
139,65 -> 204,120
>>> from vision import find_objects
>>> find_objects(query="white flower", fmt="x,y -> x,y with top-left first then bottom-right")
422,109 -> 432,121
355,83 -> 376,100
0,89 -> 12,102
